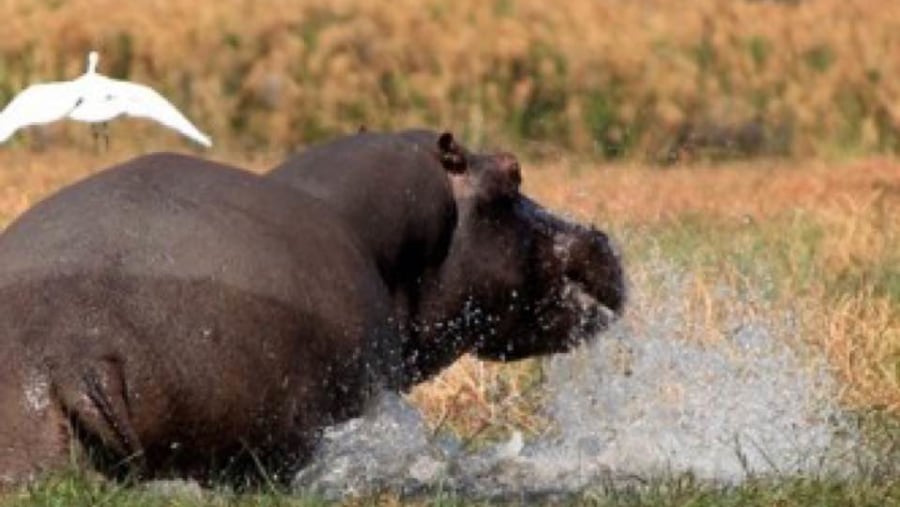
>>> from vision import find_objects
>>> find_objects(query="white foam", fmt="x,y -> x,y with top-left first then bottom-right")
293,257 -> 869,500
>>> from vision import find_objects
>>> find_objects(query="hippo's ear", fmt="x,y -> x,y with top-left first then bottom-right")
437,132 -> 467,174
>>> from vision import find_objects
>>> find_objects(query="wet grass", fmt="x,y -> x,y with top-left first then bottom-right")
569,476 -> 900,507
4,471 -> 900,507
2,472 -> 316,507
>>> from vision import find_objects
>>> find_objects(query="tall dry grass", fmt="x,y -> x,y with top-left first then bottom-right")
2,0 -> 900,158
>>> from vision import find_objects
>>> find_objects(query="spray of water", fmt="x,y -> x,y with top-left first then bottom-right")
292,256 -> 868,500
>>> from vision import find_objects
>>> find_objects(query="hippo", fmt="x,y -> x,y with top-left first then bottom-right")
0,153 -> 436,488
268,129 -> 626,387
0,128 -> 625,490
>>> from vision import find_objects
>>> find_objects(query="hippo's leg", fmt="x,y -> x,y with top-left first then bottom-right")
53,355 -> 145,477
0,362 -> 75,490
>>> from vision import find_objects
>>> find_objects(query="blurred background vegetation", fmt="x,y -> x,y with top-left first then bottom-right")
2,0 -> 899,160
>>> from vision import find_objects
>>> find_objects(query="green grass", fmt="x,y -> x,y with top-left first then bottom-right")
618,212 -> 825,303
574,476 -> 900,507
4,473 -> 899,507
1,472 -> 326,507
620,209 -> 898,306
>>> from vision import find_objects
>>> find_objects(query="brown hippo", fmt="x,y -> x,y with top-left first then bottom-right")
0,128 -> 624,490
268,129 -> 626,387
0,151 -> 460,489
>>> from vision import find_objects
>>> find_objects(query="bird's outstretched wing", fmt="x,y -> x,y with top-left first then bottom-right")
106,79 -> 213,147
0,82 -> 82,143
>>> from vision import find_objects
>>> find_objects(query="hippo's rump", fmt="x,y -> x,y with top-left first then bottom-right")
0,153 -> 393,481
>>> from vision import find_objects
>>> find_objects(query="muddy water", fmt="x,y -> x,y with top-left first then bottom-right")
293,260 -> 867,500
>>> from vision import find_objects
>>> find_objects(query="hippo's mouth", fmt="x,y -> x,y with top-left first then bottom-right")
522,274 -> 621,356
560,276 -> 619,342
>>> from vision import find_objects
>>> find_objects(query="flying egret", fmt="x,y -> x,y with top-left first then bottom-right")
0,51 -> 212,148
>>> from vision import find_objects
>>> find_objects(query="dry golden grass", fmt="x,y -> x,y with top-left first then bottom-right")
2,0 -> 900,156
525,157 -> 900,224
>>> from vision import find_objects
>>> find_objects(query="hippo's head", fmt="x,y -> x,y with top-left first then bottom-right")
403,139 -> 626,385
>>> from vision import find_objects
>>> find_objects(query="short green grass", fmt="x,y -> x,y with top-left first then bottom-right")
572,476 -> 900,507
4,472 -> 900,507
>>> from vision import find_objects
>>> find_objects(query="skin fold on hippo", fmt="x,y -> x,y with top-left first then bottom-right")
267,129 -> 626,388
0,154 -> 412,489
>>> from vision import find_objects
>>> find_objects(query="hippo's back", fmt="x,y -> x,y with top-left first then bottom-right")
0,152 -> 370,306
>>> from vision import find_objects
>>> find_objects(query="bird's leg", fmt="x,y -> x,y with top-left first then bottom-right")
90,124 -> 101,154
89,123 -> 110,153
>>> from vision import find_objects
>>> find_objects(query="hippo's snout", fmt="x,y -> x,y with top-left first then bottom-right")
518,195 -> 626,328
561,226 -> 626,317
540,216 -> 626,346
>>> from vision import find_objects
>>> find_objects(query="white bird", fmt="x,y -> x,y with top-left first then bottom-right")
0,51 -> 212,148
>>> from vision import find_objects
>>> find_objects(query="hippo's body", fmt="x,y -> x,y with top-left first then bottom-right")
0,154 -> 398,486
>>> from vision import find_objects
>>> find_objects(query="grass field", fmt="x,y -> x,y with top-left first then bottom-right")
3,471 -> 899,507
0,144 -> 897,505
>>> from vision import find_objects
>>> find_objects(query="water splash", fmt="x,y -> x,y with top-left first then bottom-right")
293,259 -> 866,500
